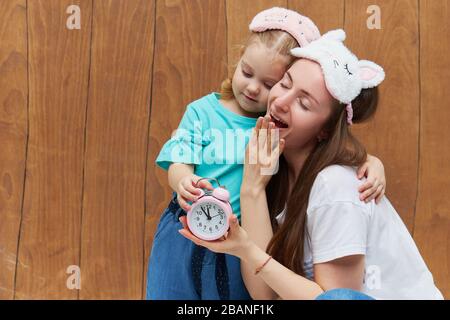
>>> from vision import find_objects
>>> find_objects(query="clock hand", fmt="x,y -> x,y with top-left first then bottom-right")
201,207 -> 212,220
211,213 -> 223,219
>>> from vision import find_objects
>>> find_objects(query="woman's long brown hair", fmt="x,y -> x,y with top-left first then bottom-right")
266,86 -> 379,276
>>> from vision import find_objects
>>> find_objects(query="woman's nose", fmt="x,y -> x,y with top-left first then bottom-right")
274,95 -> 292,113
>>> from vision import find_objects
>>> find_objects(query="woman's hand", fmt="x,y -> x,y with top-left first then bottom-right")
178,214 -> 253,259
357,154 -> 386,204
176,174 -> 213,211
242,115 -> 285,193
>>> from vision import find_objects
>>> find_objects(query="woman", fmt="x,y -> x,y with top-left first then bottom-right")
179,30 -> 444,300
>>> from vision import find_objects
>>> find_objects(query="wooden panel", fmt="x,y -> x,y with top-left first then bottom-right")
15,0 -> 92,299
144,0 -> 227,298
0,0 -> 28,300
79,0 -> 154,299
226,0 -> 287,77
288,0 -> 344,32
415,0 -> 450,299
345,0 -> 419,232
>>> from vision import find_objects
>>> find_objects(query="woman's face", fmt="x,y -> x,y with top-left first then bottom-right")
267,58 -> 336,150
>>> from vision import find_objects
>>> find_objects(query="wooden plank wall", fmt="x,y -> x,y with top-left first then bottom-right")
0,0 -> 448,299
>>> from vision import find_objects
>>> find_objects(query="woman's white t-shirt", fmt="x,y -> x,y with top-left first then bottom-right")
276,165 -> 443,300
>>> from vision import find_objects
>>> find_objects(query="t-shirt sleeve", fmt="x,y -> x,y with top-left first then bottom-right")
155,105 -> 209,170
307,201 -> 369,264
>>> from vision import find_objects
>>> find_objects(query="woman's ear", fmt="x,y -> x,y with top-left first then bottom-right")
317,130 -> 328,142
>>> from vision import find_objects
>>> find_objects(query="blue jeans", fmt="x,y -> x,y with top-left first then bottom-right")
316,288 -> 375,300
146,194 -> 251,300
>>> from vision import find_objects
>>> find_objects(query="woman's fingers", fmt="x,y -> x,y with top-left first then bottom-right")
179,215 -> 188,229
182,179 -> 201,197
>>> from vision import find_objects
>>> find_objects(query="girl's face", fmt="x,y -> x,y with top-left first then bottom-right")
232,41 -> 290,114
267,58 -> 336,150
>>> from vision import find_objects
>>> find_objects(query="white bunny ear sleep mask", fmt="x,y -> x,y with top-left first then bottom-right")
290,29 -> 385,125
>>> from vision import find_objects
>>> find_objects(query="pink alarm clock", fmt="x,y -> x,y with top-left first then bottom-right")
186,178 -> 232,241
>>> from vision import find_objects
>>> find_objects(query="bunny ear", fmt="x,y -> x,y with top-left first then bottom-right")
322,29 -> 346,42
358,60 -> 385,88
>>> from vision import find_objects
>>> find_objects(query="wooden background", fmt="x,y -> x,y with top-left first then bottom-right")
0,0 -> 448,299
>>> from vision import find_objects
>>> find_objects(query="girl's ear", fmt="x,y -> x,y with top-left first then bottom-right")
358,60 -> 385,89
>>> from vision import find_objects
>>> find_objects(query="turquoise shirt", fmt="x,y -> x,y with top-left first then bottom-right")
156,93 -> 257,219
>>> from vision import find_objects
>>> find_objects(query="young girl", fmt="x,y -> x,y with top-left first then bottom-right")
179,29 -> 444,300
147,8 -> 386,300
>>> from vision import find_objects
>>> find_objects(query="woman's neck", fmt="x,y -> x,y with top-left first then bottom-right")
283,143 -> 315,194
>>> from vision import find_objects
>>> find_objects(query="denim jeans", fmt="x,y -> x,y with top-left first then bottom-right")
145,194 -> 251,300
316,288 -> 375,300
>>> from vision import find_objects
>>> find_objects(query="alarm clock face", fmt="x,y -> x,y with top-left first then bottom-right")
189,201 -> 228,240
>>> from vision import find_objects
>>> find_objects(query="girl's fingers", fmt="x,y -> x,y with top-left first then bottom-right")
178,186 -> 198,202
183,180 -> 201,195
357,163 -> 368,180
375,186 -> 385,204
360,180 -> 379,202
196,179 -> 214,190
358,180 -> 374,194
369,184 -> 384,203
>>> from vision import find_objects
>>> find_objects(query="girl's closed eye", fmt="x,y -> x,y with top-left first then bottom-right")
264,82 -> 275,90
242,69 -> 252,78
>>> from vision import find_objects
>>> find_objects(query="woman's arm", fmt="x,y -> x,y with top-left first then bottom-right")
239,116 -> 284,299
240,187 -> 278,300
242,242 -> 324,300
179,215 -> 324,300
314,255 -> 365,291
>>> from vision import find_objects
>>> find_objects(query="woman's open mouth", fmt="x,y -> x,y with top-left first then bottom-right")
270,112 -> 289,129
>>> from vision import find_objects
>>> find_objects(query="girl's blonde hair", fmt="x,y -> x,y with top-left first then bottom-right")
220,30 -> 299,100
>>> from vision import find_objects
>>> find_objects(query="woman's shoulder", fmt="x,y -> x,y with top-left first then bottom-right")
309,165 -> 366,209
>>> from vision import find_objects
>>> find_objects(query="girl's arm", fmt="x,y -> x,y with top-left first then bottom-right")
168,163 -> 213,211
357,154 -> 386,204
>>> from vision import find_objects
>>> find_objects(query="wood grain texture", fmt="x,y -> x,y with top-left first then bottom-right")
79,0 -> 154,299
0,0 -> 28,300
345,0 -> 420,232
14,0 -> 92,299
415,0 -> 450,299
144,0 -> 227,298
226,0 -> 287,77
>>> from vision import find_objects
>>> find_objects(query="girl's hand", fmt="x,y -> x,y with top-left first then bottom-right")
357,155 -> 386,204
176,174 -> 214,211
178,214 -> 252,259
242,115 -> 285,192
